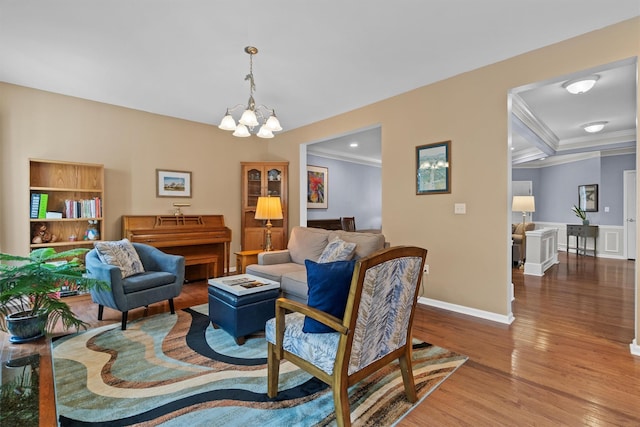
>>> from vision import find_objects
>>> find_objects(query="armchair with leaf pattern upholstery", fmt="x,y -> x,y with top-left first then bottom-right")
265,245 -> 427,427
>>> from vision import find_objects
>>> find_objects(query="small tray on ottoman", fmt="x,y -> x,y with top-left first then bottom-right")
208,275 -> 280,345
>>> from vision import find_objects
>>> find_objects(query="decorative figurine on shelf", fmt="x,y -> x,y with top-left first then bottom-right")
31,223 -> 58,244
86,220 -> 100,241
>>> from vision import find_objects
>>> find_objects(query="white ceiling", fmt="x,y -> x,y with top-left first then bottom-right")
1,1 -> 639,164
511,58 -> 637,167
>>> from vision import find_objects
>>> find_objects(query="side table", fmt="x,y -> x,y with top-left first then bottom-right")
566,224 -> 598,256
235,249 -> 262,274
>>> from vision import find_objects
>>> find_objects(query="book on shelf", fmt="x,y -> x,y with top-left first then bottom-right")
37,193 -> 48,219
45,211 -> 63,219
30,193 -> 40,219
64,197 -> 102,219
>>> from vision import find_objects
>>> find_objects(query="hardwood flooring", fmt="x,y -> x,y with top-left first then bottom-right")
404,252 -> 639,426
2,252 -> 638,426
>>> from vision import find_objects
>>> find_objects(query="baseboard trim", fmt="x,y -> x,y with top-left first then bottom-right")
631,339 -> 640,357
418,297 -> 515,325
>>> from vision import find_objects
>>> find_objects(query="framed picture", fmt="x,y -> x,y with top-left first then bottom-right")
156,169 -> 192,198
578,184 -> 598,212
307,165 -> 328,209
416,141 -> 451,195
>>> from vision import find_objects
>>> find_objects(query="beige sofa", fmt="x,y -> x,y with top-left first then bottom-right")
245,226 -> 386,303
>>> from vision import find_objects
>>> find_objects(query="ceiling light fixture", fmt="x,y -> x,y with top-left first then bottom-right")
349,142 -> 358,148
218,46 -> 282,139
562,75 -> 599,94
582,121 -> 608,133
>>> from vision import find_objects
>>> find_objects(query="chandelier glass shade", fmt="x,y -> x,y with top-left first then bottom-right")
218,46 -> 282,139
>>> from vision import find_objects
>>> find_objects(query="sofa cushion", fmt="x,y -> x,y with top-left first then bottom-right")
246,262 -> 305,283
94,239 -> 145,278
280,270 -> 309,304
303,259 -> 356,333
328,230 -> 386,259
287,226 -> 330,265
122,271 -> 176,293
317,238 -> 357,263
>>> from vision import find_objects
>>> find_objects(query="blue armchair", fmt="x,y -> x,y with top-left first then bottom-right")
86,242 -> 185,330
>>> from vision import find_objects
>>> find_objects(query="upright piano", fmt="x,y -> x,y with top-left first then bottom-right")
122,215 -> 231,279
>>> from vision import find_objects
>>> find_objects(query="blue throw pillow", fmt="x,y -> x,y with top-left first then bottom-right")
303,259 -> 356,333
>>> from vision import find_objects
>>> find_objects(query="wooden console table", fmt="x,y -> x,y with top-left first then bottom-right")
566,224 -> 598,256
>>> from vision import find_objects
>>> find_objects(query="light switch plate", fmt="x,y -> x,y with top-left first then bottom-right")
454,203 -> 466,214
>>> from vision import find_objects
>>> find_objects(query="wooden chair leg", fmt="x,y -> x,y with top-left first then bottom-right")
121,311 -> 128,330
98,304 -> 104,320
333,385 -> 351,427
169,298 -> 175,314
398,352 -> 417,403
267,342 -> 280,398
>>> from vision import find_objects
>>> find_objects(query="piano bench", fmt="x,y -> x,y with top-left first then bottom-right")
184,255 -> 219,279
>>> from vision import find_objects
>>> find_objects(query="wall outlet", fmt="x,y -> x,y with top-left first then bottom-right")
454,203 -> 466,214
423,264 -> 429,274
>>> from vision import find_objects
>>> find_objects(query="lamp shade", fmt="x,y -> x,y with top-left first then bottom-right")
255,196 -> 283,220
218,112 -> 236,131
232,123 -> 251,137
512,195 -> 535,213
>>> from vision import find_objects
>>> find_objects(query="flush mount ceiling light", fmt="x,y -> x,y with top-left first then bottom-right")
562,75 -> 599,94
218,46 -> 282,139
583,121 -> 608,133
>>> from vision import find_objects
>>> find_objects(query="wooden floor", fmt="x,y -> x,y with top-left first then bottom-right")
404,252 -> 639,426
2,252 -> 638,425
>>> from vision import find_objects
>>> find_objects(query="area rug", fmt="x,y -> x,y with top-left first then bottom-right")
52,305 -> 467,426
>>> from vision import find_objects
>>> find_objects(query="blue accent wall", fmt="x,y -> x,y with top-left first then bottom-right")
513,154 -> 635,226
307,154 -> 382,230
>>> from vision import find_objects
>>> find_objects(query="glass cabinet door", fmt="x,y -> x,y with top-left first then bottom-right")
266,167 -> 283,197
246,168 -> 262,208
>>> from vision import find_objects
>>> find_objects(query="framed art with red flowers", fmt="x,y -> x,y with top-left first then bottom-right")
307,165 -> 328,209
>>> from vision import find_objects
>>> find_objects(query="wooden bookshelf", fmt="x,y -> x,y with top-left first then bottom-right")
29,159 -> 105,251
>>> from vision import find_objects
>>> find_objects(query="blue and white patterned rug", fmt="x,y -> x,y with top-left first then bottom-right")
52,305 -> 467,426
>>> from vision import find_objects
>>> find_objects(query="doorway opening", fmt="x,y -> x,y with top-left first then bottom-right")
507,57 -> 637,348
299,125 -> 382,231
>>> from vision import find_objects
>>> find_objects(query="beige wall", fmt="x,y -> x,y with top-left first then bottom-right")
268,18 -> 640,341
1,18 -> 638,344
0,84 -> 286,258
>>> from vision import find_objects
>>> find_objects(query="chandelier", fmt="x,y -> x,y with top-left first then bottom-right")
218,46 -> 282,138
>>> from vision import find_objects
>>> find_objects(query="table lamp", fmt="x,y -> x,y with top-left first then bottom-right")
255,196 -> 283,251
512,195 -> 535,267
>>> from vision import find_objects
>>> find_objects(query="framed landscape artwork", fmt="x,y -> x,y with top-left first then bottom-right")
307,165 -> 328,209
156,169 -> 192,198
578,184 -> 598,212
416,141 -> 451,195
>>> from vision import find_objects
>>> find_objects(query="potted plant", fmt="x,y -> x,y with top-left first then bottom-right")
0,247 -> 105,343
571,205 -> 589,225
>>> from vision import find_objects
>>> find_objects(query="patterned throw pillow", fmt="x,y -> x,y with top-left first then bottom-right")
94,239 -> 145,278
317,238 -> 357,263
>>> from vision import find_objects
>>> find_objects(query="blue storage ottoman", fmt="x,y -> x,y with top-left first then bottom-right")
208,285 -> 279,345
